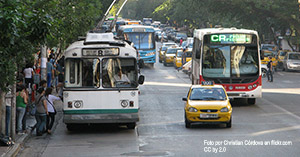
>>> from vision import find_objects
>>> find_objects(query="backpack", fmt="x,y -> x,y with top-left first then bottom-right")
267,61 -> 271,69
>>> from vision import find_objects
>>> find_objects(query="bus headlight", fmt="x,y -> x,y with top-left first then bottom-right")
74,100 -> 83,108
248,85 -> 253,90
253,84 -> 257,88
121,100 -> 129,108
229,86 -> 233,90
145,52 -> 155,56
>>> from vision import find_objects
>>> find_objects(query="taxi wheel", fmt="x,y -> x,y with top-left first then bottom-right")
127,123 -> 136,129
226,118 -> 232,128
185,115 -> 191,128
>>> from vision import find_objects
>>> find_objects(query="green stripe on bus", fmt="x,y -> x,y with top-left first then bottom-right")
63,109 -> 139,114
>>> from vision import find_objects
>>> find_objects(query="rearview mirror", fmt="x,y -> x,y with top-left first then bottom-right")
260,50 -> 264,60
182,97 -> 187,101
138,75 -> 145,85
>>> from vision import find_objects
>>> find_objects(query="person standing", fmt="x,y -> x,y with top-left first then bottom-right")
35,88 -> 48,136
46,58 -> 55,87
16,85 -> 28,134
267,56 -> 273,82
45,88 -> 60,134
179,38 -> 183,46
23,64 -> 34,89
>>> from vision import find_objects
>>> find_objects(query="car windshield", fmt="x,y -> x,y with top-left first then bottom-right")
177,50 -> 183,57
189,87 -> 226,101
177,33 -> 187,38
262,45 -> 277,51
185,51 -> 192,57
289,54 -> 300,60
166,49 -> 179,54
162,46 -> 168,51
279,51 -> 287,56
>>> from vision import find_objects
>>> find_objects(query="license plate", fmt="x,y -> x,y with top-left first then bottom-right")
200,114 -> 218,118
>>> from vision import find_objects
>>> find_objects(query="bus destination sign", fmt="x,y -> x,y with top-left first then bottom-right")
210,34 -> 252,44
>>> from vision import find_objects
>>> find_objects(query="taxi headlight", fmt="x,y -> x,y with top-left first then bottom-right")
220,107 -> 229,112
145,52 -> 155,56
121,100 -> 129,108
188,107 -> 198,112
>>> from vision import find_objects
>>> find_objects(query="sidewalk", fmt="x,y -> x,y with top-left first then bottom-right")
0,114 -> 36,157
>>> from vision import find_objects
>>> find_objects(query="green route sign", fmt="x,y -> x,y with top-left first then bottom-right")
210,34 -> 252,44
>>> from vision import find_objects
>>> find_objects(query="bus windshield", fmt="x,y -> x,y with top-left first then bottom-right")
102,58 -> 138,88
65,58 -> 138,88
202,45 -> 259,78
125,33 -> 154,50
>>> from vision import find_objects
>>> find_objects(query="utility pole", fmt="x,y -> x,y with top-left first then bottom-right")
40,45 -> 47,81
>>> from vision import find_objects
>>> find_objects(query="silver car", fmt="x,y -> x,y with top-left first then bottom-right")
282,52 -> 300,71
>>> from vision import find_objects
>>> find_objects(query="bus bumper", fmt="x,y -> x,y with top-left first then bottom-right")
63,113 -> 139,124
141,55 -> 156,63
227,86 -> 262,98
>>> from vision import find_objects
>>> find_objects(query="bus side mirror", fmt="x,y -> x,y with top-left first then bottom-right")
138,75 -> 145,85
182,97 -> 187,101
260,50 -> 264,60
138,59 -> 145,69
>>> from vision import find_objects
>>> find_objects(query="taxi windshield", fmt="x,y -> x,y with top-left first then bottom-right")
166,49 -> 179,54
189,87 -> 226,101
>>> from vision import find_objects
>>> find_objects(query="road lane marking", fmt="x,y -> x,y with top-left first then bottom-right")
262,88 -> 300,95
144,82 -> 191,87
251,125 -> 300,136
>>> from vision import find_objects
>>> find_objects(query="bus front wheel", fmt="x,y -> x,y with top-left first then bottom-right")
127,123 -> 136,129
247,98 -> 256,105
66,124 -> 76,131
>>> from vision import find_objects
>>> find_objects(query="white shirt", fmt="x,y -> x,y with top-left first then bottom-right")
23,68 -> 34,78
46,95 -> 61,113
114,74 -> 130,83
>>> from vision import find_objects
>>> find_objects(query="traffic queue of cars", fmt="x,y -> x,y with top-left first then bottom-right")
261,44 -> 300,72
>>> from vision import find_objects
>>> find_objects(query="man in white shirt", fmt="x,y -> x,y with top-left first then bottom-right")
23,65 -> 34,88
114,70 -> 130,84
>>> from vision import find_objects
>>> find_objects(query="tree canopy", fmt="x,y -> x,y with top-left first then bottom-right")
0,0 -> 112,91
153,0 -> 300,45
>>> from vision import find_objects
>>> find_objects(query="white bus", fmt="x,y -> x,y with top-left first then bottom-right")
192,28 -> 262,105
63,32 -> 144,130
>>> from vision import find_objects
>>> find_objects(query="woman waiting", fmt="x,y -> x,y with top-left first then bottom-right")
35,88 -> 48,136
16,85 -> 28,134
45,87 -> 60,134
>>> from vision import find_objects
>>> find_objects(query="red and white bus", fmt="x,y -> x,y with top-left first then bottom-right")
191,28 -> 262,105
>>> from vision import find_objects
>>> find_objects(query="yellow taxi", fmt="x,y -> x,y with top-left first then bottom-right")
276,50 -> 290,68
261,50 -> 278,67
182,81 -> 232,128
173,48 -> 192,69
163,46 -> 182,66
159,46 -> 168,63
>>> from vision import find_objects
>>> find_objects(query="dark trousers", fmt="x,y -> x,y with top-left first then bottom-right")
46,112 -> 55,131
35,114 -> 47,135
267,69 -> 273,82
6,106 -> 11,136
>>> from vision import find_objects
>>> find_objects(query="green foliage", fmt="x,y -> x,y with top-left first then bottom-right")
153,0 -> 300,43
0,0 -> 111,91
121,0 -> 165,20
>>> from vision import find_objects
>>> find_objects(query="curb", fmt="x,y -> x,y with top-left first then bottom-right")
2,127 -> 35,157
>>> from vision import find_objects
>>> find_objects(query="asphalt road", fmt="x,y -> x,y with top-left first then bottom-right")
19,42 -> 300,157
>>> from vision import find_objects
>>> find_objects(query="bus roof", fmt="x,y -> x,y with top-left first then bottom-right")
119,25 -> 155,32
194,28 -> 258,40
64,32 -> 136,58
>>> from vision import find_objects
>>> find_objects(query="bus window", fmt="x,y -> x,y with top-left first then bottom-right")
124,33 -> 154,50
231,46 -> 258,77
66,59 -> 100,88
202,45 -> 230,78
102,58 -> 138,88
